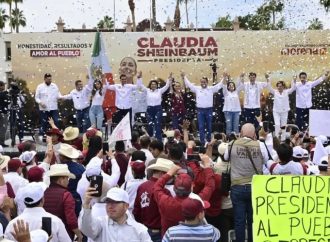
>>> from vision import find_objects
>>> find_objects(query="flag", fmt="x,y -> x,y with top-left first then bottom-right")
312,136 -> 328,165
90,32 -> 116,120
108,113 -> 131,145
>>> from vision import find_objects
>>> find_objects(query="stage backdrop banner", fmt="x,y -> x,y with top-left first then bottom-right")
252,175 -> 330,242
11,30 -> 330,93
309,109 -> 330,137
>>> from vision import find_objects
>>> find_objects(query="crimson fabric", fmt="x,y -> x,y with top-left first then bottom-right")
46,128 -> 63,139
133,177 -> 171,230
27,166 -> 44,182
187,161 -> 221,217
114,153 -> 129,186
181,198 -> 203,219
6,182 -> 15,198
67,137 -> 83,151
131,161 -> 146,176
43,183 -> 78,239
171,93 -> 186,114
153,174 -> 186,236
8,159 -> 24,171
174,173 -> 192,194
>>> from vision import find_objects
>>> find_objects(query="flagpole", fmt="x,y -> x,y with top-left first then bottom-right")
150,0 -> 152,31
113,0 -> 116,32
195,0 -> 198,31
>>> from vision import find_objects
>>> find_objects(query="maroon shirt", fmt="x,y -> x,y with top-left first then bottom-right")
114,153 -> 129,186
133,177 -> 170,230
171,93 -> 186,115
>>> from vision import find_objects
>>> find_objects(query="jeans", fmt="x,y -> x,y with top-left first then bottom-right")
147,229 -> 161,242
224,111 -> 240,135
39,110 -> 59,136
89,105 -> 104,130
197,107 -> 213,144
76,107 -> 90,133
172,112 -> 184,130
296,107 -> 309,131
147,105 -> 162,141
273,111 -> 288,137
230,185 -> 253,242
0,113 -> 9,144
243,108 -> 260,129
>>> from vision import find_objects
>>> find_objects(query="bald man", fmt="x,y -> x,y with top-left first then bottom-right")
223,123 -> 268,242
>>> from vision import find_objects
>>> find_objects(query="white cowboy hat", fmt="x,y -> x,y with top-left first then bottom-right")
48,164 -> 76,179
58,144 -> 80,159
63,126 -> 79,141
0,154 -> 10,170
147,158 -> 174,173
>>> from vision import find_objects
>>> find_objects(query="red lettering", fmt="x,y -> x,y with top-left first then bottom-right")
150,38 -> 159,48
161,38 -> 173,48
187,37 -> 198,47
137,38 -> 148,48
205,37 -> 217,47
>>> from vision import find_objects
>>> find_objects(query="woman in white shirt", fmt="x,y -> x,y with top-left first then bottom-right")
89,78 -> 109,130
267,76 -> 296,138
222,75 -> 241,135
140,73 -> 171,141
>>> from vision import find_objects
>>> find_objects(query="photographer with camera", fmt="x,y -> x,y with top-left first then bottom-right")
0,81 -> 10,147
8,82 -> 26,146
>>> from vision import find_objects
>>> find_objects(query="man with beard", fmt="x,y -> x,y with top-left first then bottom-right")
35,73 -> 61,140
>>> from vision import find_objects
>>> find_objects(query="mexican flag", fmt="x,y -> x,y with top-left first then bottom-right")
90,32 -> 116,120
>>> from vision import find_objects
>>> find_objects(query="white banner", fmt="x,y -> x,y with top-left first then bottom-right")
108,113 -> 131,144
309,109 -> 330,137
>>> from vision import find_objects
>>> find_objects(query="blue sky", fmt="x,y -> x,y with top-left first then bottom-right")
0,0 -> 329,32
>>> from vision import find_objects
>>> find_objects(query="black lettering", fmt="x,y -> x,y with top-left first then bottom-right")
289,196 -> 300,214
289,217 -> 300,236
256,220 -> 267,236
255,197 -> 265,215
291,176 -> 301,193
266,177 -> 279,193
313,217 -> 321,236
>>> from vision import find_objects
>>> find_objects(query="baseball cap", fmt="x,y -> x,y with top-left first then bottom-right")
8,158 -> 25,171
85,156 -> 102,178
292,146 -> 304,158
131,160 -> 146,176
23,182 -> 46,205
181,198 -> 206,220
101,187 -> 129,203
19,151 -> 37,165
174,173 -> 192,197
27,166 -> 45,182
302,149 -> 309,159
30,229 -> 49,242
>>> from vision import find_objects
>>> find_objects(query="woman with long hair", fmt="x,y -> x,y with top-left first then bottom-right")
170,80 -> 186,130
84,135 -> 103,166
139,72 -> 172,141
222,73 -> 242,135
89,77 -> 109,130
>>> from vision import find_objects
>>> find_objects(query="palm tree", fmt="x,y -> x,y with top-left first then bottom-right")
0,8 -> 9,29
264,0 -> 284,27
0,0 -> 13,32
308,18 -> 323,30
173,0 -> 180,29
320,0 -> 330,11
179,0 -> 193,27
13,0 -> 22,11
97,15 -> 114,30
10,8 -> 26,33
128,0 -> 136,31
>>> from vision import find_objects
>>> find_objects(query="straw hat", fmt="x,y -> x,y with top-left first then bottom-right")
147,158 -> 174,172
58,144 -> 80,159
0,154 -> 10,170
48,164 -> 76,179
63,126 -> 79,141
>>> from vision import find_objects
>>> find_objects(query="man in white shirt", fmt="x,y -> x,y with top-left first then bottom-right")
238,72 -> 268,129
182,73 -> 223,144
107,74 -> 142,126
60,79 -> 93,133
3,158 -> 28,195
5,182 -> 71,242
295,71 -> 329,131
79,187 -> 152,242
35,73 -> 61,138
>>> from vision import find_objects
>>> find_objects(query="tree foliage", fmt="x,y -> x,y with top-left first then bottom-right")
10,8 -> 25,33
307,18 -> 323,30
97,15 -> 114,30
320,0 -> 330,12
215,15 -> 232,28
0,8 -> 9,29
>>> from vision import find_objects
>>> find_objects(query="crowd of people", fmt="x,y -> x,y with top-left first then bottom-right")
0,68 -> 329,242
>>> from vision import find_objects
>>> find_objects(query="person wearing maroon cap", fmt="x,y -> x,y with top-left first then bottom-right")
46,118 -> 64,164
133,158 -> 174,242
120,160 -> 146,214
3,158 -> 28,195
153,163 -> 215,237
162,198 -> 220,242
27,166 -> 45,183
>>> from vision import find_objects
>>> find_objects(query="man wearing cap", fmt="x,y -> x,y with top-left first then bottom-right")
35,73 -> 62,138
60,79 -> 93,133
58,143 -> 85,215
43,164 -> 83,241
79,187 -> 152,242
162,198 -> 220,242
5,182 -> 71,242
153,164 -> 213,236
63,126 -> 83,151
133,158 -> 174,242
3,158 -> 28,195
